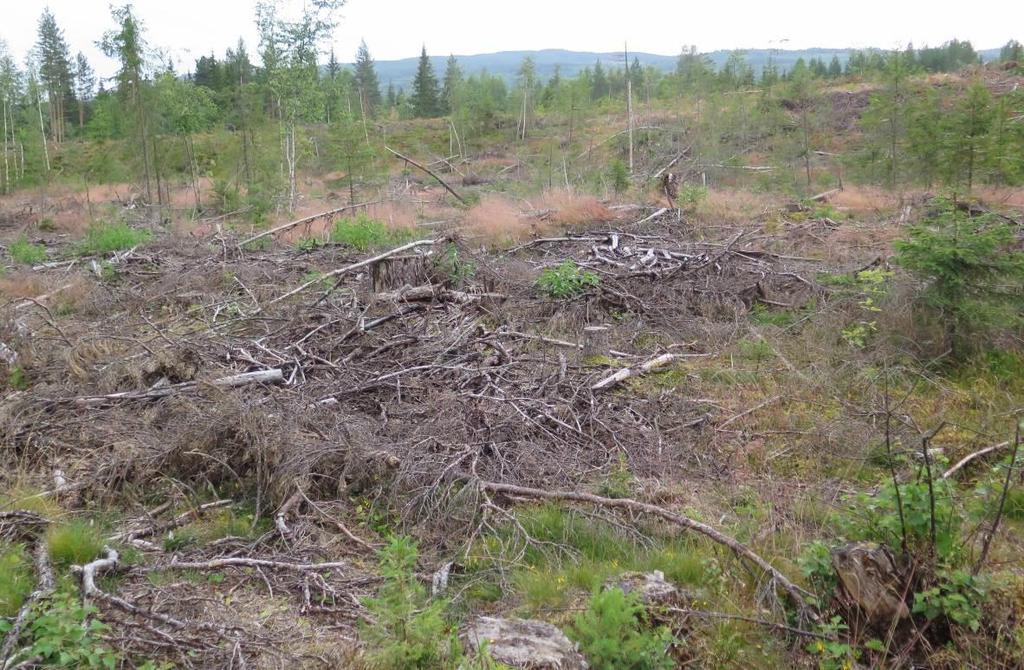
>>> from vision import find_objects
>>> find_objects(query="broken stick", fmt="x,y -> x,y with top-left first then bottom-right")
385,146 -> 467,204
591,353 -> 676,391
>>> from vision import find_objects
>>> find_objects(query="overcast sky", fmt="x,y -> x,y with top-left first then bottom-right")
3,0 -> 1022,79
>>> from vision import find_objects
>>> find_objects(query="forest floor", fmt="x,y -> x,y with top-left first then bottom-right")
1,158 -> 1023,669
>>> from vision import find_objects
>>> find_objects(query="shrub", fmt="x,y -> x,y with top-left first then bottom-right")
569,587 -> 675,670
536,261 -> 599,299
46,520 -> 104,568
8,237 -> 46,265
361,536 -> 459,669
2,589 -> 119,669
0,543 -> 33,617
893,198 -> 1024,357
331,213 -> 413,251
913,569 -> 985,632
78,222 -> 151,255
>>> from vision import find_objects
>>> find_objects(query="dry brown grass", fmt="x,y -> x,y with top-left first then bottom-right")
462,195 -> 532,246
0,273 -> 46,301
693,188 -> 778,224
829,186 -> 899,215
536,189 -> 613,226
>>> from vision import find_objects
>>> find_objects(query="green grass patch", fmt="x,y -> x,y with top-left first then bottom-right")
330,213 -> 414,251
471,504 -> 717,614
46,520 -> 104,568
0,486 -> 63,519
749,304 -> 798,328
78,222 -> 151,255
8,237 -> 46,265
0,542 -> 33,616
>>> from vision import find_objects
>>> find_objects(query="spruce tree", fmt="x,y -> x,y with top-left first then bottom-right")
441,55 -> 462,115
35,8 -> 75,142
73,52 -> 95,129
592,60 -> 608,100
354,40 -> 381,117
410,46 -> 440,118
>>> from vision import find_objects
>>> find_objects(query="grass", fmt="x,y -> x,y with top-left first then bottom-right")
0,485 -> 63,518
468,504 -> 717,614
8,237 -> 46,265
330,213 -> 413,251
0,542 -> 33,617
78,222 -> 151,255
46,519 -> 104,568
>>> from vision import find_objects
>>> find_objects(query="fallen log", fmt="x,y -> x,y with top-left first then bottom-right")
71,369 -> 285,406
373,284 -> 507,304
591,353 -> 676,391
385,146 -> 467,204
478,480 -> 817,618
239,200 -> 380,248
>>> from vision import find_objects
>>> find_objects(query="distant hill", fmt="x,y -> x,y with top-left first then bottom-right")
360,47 -> 1004,92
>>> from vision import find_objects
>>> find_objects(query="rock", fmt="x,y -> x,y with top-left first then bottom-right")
604,570 -> 688,609
460,616 -> 587,669
831,541 -> 910,623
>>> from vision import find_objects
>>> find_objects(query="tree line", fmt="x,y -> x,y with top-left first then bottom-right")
0,3 -> 1021,208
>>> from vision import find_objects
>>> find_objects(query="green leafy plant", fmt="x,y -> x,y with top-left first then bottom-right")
0,589 -> 118,669
569,587 -> 675,670
679,184 -> 708,208
78,222 -> 151,255
597,454 -> 634,499
913,569 -> 985,632
798,540 -> 837,604
807,616 -> 859,670
295,236 -> 325,251
893,198 -> 1024,356
8,237 -> 46,265
361,536 -> 459,669
536,261 -> 599,299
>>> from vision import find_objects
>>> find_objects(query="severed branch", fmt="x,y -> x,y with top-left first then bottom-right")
385,146 -> 466,204
591,353 -> 677,391
238,200 -> 380,248
71,369 -> 285,406
942,441 -> 1011,480
372,284 -> 507,304
108,499 -> 234,544
477,480 -> 817,618
152,556 -> 350,572
269,238 -> 437,306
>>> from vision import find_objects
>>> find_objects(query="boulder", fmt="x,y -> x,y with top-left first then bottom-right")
604,570 -> 688,609
831,541 -> 910,623
460,616 -> 587,669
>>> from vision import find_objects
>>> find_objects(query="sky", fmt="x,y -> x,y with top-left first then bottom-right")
3,0 -> 1022,79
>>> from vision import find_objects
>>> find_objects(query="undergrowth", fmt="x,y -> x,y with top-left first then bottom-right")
330,213 -> 414,251
78,222 -> 151,255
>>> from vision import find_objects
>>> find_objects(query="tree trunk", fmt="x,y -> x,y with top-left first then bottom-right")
36,92 -> 51,172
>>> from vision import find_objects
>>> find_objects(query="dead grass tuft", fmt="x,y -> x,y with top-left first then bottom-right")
694,189 -> 776,224
830,186 -> 899,215
537,189 -> 613,226
462,195 -> 532,245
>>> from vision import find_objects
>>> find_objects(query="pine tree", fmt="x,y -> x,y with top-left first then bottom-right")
35,8 -> 75,143
410,46 -> 440,118
441,55 -> 462,115
354,40 -> 381,117
73,52 -> 95,129
386,82 -> 396,109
